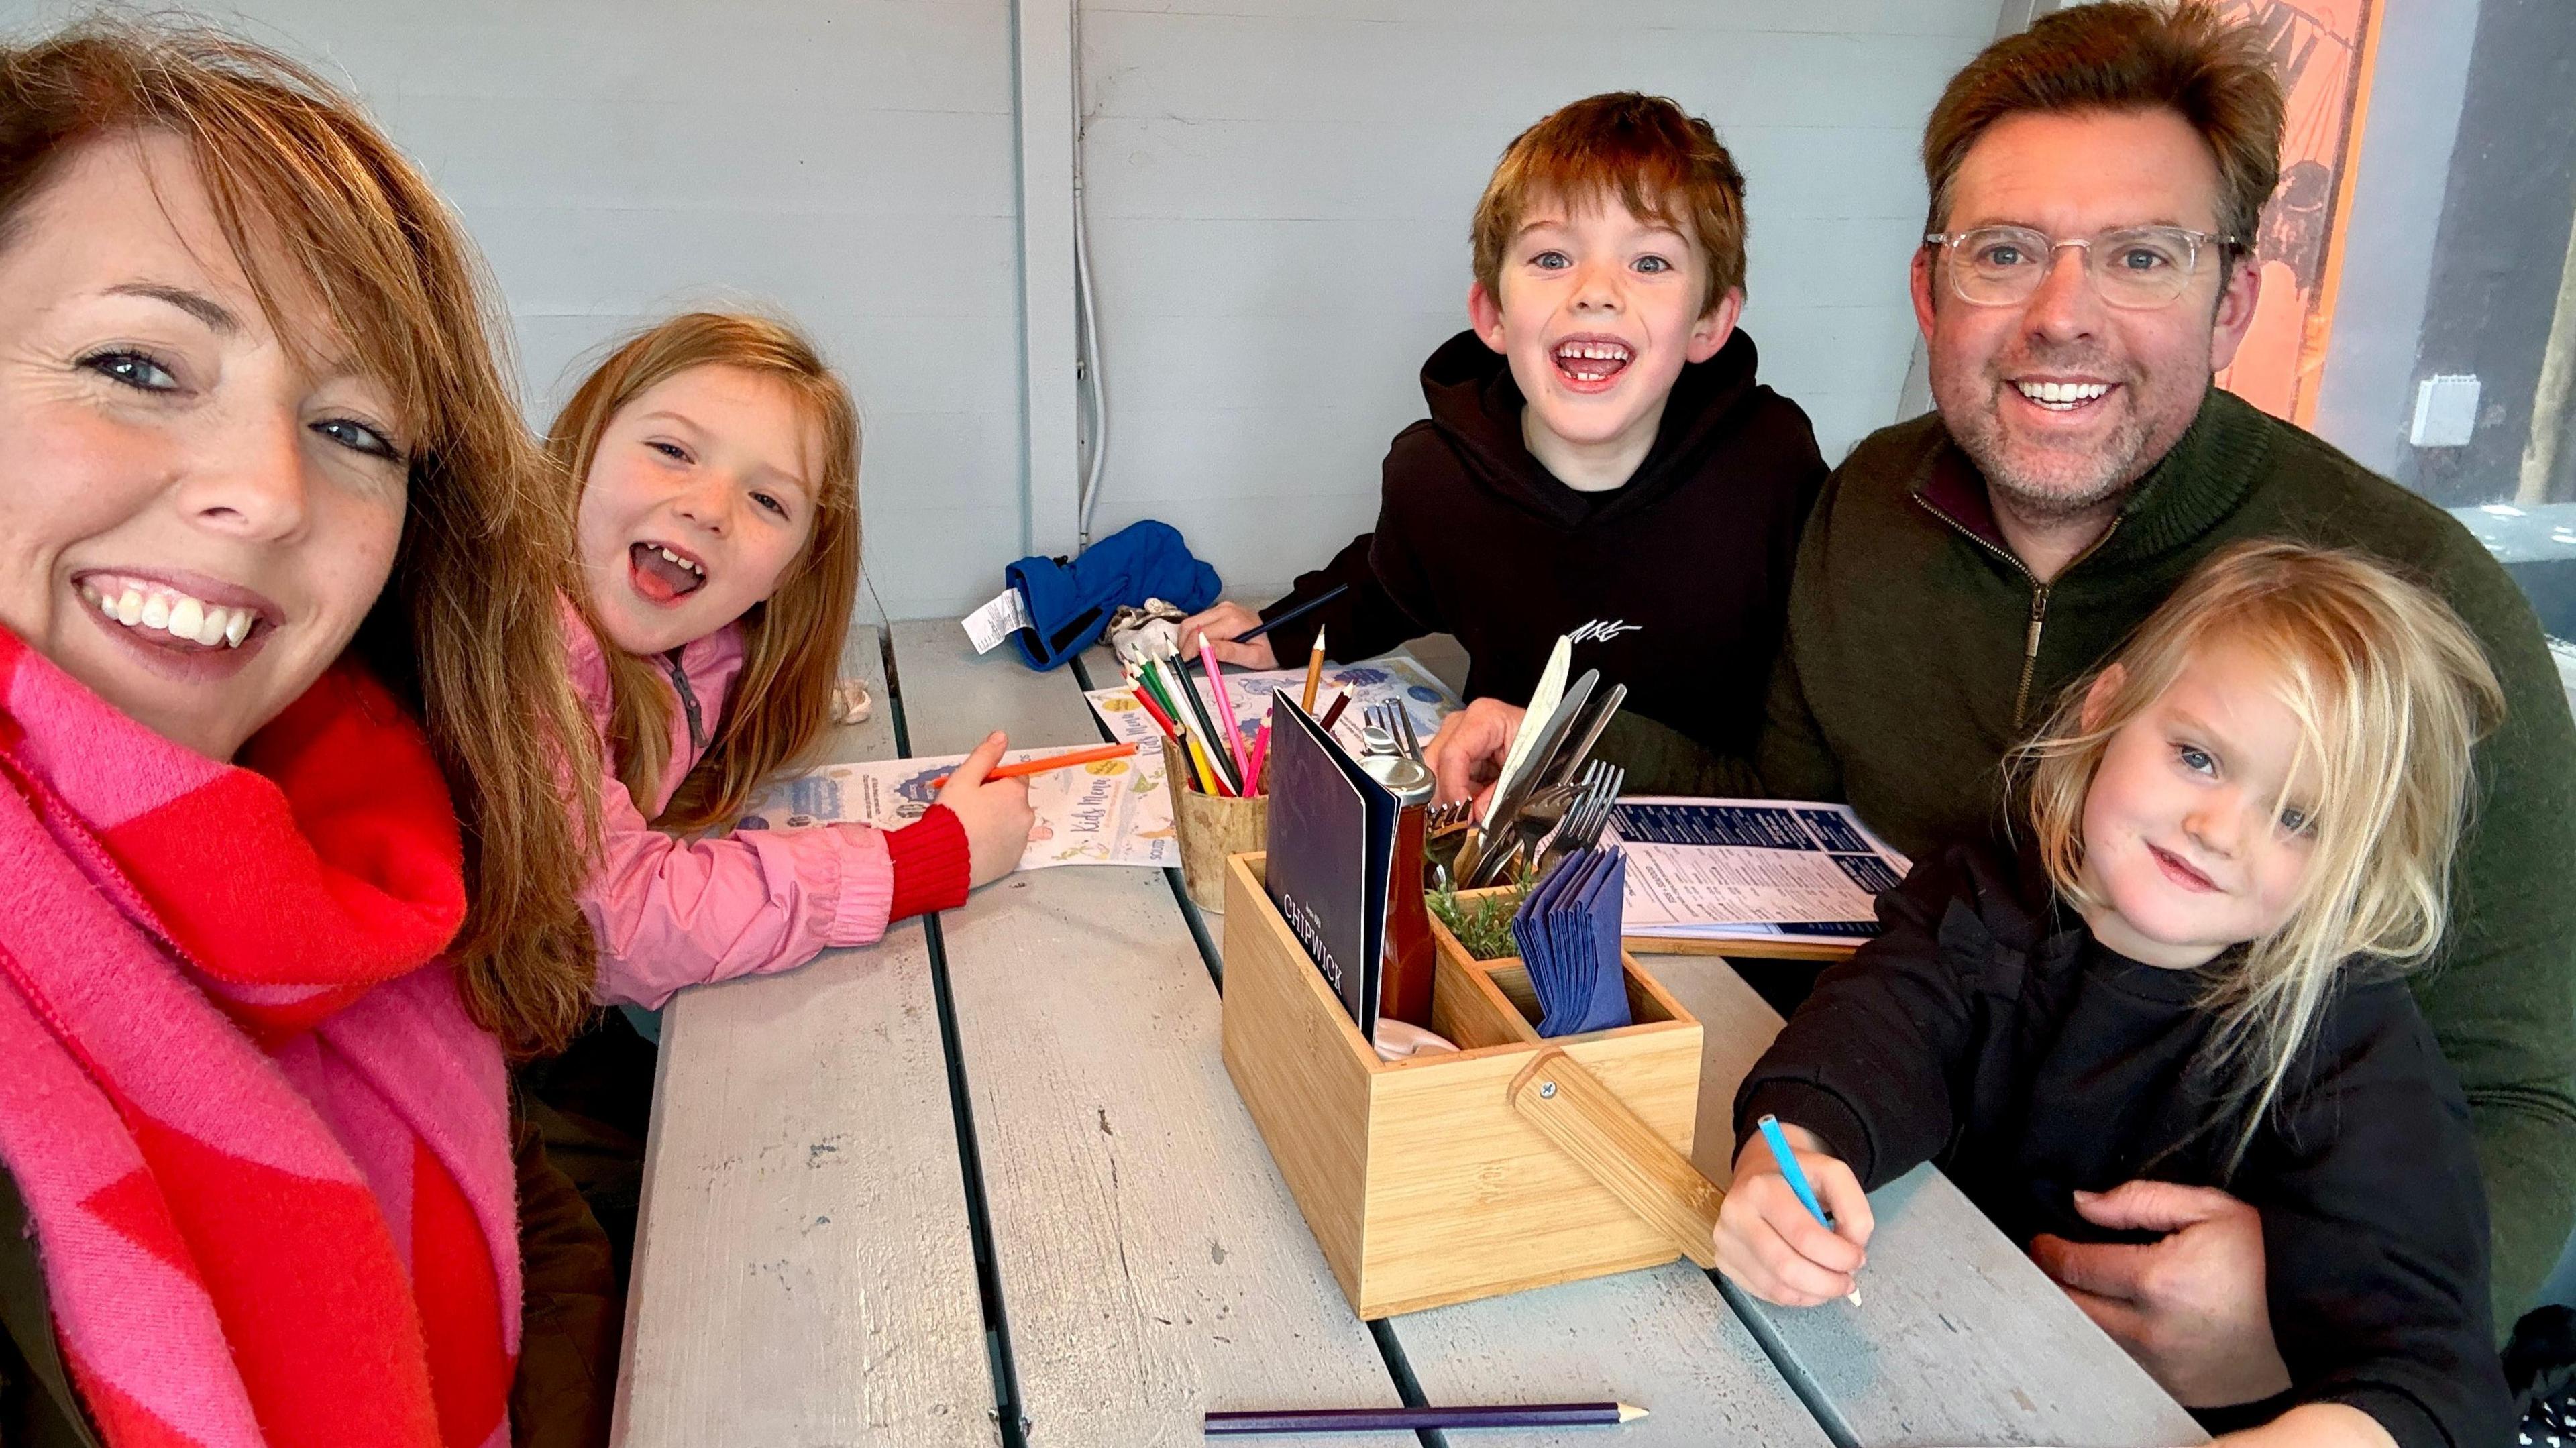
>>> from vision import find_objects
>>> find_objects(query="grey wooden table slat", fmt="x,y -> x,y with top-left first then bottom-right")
1076,638 -> 1829,1448
1383,1264 -> 1833,1448
1643,952 -> 2210,1448
614,624 -> 998,1448
890,620 -> 1406,1448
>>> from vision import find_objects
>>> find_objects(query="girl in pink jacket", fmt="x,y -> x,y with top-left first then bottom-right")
550,312 -> 1034,1023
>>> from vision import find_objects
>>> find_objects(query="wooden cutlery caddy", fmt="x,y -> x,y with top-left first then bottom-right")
1220,856 -> 1723,1319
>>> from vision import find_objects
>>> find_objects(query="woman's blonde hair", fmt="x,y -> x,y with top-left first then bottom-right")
2021,540 -> 2503,1169
546,313 -> 861,833
0,22 -> 603,1054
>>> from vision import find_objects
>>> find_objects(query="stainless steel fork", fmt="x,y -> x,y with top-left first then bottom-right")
1532,763 -> 1626,882
1391,704 -> 1424,762
1366,702 -> 1425,763
1426,798 -> 1477,836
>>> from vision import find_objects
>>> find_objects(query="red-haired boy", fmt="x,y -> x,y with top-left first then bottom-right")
1185,91 -> 1821,791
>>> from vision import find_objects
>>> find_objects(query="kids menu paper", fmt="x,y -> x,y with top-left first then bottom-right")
1609,798 -> 1911,947
735,748 -> 1177,870
1263,696 -> 1393,1038
1085,651 -> 1456,758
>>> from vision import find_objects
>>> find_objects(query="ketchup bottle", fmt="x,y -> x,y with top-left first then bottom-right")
1362,755 -> 1437,1027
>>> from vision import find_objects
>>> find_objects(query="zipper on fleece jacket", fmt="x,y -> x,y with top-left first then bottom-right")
1910,493 -> 2121,728
659,649 -> 708,755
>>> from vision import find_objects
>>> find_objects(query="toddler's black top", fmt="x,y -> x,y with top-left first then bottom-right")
1254,327 -> 1824,757
1736,843 -> 2508,1447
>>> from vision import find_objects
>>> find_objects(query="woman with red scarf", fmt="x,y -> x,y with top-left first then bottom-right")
0,24 -> 606,1448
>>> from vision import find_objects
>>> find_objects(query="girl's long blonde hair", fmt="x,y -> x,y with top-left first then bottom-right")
0,22 -> 604,1055
547,313 -> 861,833
2020,540 -> 2504,1170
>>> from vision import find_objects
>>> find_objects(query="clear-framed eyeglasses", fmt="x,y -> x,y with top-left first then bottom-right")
1922,225 -> 2241,309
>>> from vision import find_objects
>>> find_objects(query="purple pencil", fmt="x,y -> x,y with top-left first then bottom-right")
1204,1402 -> 1644,1435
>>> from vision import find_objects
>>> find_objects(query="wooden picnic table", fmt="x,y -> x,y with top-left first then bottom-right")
612,616 -> 2204,1447
614,626 -> 996,1447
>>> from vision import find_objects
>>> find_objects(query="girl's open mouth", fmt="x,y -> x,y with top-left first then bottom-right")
629,541 -> 708,604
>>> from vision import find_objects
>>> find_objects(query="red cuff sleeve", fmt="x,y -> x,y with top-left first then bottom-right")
885,803 -> 973,921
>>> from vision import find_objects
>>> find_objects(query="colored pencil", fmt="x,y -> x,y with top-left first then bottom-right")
1134,661 -> 1186,732
1183,732 -> 1226,796
1126,685 -> 1180,742
1205,1402 -> 1645,1435
1243,718 -> 1271,795
1163,657 -> 1240,795
1199,632 -> 1253,785
985,742 -> 1136,779
1229,583 -> 1349,644
931,742 -> 1136,787
1299,625 -> 1327,713
1132,662 -> 1197,765
1757,1114 -> 1862,1306
1317,688 -> 1352,734
1122,665 -> 1181,736
1155,659 -> 1235,795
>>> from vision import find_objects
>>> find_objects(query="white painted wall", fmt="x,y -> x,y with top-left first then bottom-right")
3,0 -> 1986,615
1072,0 -> 2000,598
9,0 -> 1026,622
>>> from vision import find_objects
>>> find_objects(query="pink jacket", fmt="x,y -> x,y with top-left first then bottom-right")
567,604 -> 967,1011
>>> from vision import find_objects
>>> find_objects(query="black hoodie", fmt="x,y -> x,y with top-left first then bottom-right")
1737,843 -> 2508,1448
1256,327 -> 1825,757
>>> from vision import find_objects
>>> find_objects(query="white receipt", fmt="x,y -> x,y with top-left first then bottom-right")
961,587 -> 1034,655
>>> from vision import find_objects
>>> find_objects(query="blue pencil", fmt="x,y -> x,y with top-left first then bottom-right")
1756,1114 -> 1862,1306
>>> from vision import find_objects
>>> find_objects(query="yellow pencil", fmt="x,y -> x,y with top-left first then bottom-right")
1183,732 -> 1223,795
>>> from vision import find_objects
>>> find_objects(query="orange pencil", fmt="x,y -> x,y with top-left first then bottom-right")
933,742 -> 1136,786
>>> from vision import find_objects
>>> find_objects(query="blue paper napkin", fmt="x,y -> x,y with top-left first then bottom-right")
1509,847 -> 1632,1038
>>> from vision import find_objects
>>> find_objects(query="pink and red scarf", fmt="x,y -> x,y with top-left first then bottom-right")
0,628 -> 519,1448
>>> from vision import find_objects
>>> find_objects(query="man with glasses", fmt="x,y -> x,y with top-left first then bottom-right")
1427,0 -> 2576,1412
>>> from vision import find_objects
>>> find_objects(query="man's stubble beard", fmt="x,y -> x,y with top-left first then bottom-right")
1937,347 -> 2225,533
1940,368 -> 2163,525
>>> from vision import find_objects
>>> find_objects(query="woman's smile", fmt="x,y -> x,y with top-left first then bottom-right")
73,567 -> 276,681
0,133 -> 407,761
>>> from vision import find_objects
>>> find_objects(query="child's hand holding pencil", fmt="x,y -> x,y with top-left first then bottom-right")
1713,1116 -> 1873,1308
933,731 -> 1038,889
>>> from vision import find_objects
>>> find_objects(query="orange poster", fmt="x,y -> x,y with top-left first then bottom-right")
2212,0 -> 2385,425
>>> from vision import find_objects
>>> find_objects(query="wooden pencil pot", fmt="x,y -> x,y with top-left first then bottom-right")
1164,736 -> 1268,913
1220,856 -> 1723,1319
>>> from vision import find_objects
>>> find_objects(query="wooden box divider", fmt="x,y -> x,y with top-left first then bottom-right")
1220,852 -> 1727,1319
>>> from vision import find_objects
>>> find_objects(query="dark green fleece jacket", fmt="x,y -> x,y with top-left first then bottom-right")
1615,386 -> 2576,1327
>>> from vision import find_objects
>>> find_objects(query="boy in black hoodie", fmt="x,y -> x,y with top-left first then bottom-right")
1183,93 -> 1825,801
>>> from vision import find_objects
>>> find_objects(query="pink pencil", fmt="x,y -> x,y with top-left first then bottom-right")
1199,631 -> 1253,786
1244,718 -> 1272,795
